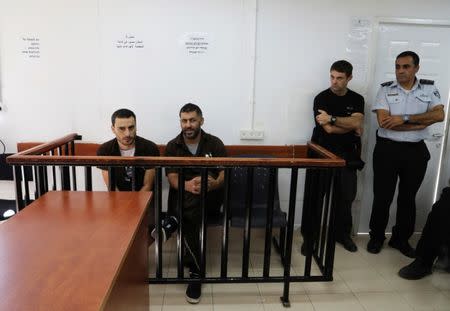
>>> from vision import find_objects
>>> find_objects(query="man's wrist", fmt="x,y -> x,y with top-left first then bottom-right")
330,116 -> 337,125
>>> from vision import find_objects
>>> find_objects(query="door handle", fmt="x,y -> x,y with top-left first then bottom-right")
432,133 -> 444,138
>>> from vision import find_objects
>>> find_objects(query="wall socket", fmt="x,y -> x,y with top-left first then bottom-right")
240,129 -> 264,140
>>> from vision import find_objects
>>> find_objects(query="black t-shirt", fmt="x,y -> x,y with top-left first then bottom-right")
311,88 -> 364,155
97,135 -> 160,191
164,130 -> 227,180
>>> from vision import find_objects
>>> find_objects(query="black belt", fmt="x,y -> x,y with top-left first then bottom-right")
376,134 -> 423,145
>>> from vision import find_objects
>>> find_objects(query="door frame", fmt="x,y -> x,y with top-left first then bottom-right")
356,17 -> 450,233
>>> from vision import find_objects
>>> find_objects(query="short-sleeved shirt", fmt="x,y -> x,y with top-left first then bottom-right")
373,79 -> 442,142
97,135 -> 160,191
311,88 -> 365,155
164,130 -> 227,180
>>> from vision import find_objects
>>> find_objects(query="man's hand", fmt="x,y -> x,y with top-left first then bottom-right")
185,177 -> 202,194
316,109 -> 331,125
379,115 -> 405,129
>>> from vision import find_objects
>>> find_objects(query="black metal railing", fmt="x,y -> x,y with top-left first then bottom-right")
7,133 -> 344,307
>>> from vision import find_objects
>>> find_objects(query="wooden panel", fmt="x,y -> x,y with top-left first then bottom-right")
0,191 -> 151,311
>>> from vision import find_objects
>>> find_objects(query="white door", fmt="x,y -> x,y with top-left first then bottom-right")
359,22 -> 450,233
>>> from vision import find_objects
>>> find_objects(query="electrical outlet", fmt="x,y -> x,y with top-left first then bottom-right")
240,129 -> 264,140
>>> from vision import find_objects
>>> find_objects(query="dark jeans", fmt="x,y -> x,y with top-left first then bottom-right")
369,136 -> 430,243
416,187 -> 450,265
168,188 -> 223,272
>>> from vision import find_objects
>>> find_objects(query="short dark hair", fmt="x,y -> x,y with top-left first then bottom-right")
111,108 -> 136,125
330,60 -> 353,77
396,51 -> 420,66
179,103 -> 203,117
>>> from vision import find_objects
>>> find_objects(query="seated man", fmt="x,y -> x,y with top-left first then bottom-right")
97,108 -> 160,191
165,103 -> 226,304
398,186 -> 450,279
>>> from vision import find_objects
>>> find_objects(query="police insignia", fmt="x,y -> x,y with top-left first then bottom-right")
434,90 -> 441,99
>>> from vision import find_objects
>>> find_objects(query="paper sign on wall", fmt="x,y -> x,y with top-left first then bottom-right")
181,32 -> 210,55
21,36 -> 40,59
116,34 -> 144,49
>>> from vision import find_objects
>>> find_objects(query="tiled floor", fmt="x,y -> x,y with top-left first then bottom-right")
149,229 -> 450,311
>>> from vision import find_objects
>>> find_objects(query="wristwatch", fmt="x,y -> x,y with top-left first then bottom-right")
402,115 -> 410,123
330,116 -> 337,125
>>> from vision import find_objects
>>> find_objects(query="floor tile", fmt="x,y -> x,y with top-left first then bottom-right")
398,290 -> 450,311
308,293 -> 365,311
355,292 -> 413,311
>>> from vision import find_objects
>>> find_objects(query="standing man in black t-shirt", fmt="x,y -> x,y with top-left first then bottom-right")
303,60 -> 365,252
165,103 -> 227,304
97,108 -> 160,191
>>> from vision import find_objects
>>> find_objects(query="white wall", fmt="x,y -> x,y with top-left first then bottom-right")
1,0 -> 450,228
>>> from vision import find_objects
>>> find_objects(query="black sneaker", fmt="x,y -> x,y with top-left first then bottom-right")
367,238 -> 383,254
186,272 -> 201,304
336,237 -> 358,252
398,259 -> 432,280
388,239 -> 415,258
151,216 -> 178,242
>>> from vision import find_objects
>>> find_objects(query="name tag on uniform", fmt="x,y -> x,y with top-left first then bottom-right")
387,93 -> 398,96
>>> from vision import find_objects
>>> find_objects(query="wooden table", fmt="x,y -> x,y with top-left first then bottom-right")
0,191 -> 152,311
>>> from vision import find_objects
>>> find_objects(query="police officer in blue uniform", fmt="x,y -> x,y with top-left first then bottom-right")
367,51 -> 445,257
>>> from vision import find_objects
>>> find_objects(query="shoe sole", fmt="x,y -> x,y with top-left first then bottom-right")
186,296 -> 200,304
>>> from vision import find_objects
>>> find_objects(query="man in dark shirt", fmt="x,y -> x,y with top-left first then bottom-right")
97,108 -> 160,191
165,103 -> 226,304
302,60 -> 365,253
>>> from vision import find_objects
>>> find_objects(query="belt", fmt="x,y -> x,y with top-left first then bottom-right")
376,134 -> 424,145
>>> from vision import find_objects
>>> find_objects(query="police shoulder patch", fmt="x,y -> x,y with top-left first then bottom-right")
380,81 -> 394,87
420,79 -> 434,85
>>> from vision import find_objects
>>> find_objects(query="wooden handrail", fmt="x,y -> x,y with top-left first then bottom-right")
6,155 -> 344,168
9,134 -> 345,168
15,133 -> 80,156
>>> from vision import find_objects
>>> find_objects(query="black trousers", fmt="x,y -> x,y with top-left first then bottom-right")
416,187 -> 450,265
168,188 -> 223,273
301,167 -> 356,243
369,136 -> 430,243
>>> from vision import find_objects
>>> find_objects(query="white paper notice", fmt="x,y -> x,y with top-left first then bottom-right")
116,34 -> 144,49
181,33 -> 210,56
21,36 -> 40,59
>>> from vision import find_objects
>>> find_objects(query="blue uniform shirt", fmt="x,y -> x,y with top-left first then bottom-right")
372,78 -> 442,142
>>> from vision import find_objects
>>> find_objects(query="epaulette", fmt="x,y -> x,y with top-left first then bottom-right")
380,81 -> 393,87
419,79 -> 434,85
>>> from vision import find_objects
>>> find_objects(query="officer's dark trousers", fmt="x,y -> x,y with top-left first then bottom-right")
301,167 -> 356,244
369,136 -> 430,243
169,189 -> 223,273
416,187 -> 450,266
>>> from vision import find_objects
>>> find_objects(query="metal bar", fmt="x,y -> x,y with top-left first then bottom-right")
108,167 -> 116,191
242,167 -> 254,278
263,167 -> 276,277
131,167 -> 136,191
84,166 -> 92,191
148,274 -> 332,284
177,169 -> 185,278
13,166 -> 24,211
154,168 -> 163,279
35,166 -> 45,198
33,166 -> 39,199
23,166 -> 31,205
42,165 -> 49,193
50,150 -> 57,190
281,168 -> 298,307
324,169 -> 338,278
221,168 -> 231,278
318,170 -> 332,263
70,141 -> 77,191
303,169 -> 315,277
200,169 -> 208,278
